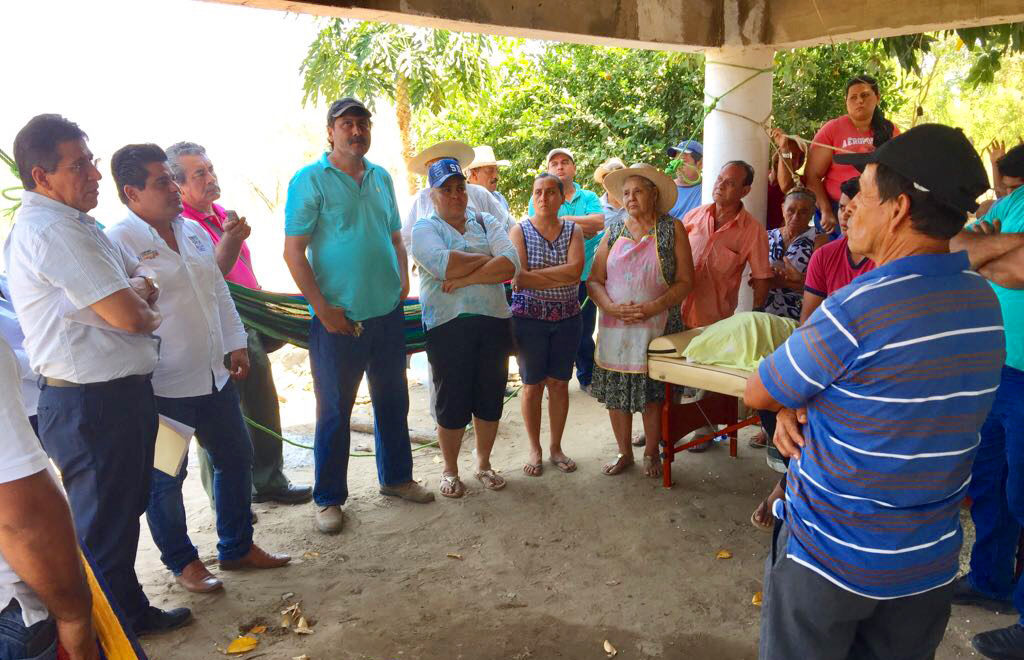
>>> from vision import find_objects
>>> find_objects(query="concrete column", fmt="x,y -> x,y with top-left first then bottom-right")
700,47 -> 774,312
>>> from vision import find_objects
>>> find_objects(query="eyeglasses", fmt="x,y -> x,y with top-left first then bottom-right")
55,157 -> 102,175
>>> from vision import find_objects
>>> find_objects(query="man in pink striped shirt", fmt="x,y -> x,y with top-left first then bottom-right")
168,142 -> 311,507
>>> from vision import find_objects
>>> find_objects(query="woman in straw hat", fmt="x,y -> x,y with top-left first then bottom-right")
587,165 -> 694,477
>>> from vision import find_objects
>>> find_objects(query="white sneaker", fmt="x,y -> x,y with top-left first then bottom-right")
315,505 -> 344,534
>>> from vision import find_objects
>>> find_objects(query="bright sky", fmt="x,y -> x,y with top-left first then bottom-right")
0,0 -> 407,289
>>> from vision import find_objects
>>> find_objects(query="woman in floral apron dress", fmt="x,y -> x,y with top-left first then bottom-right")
587,165 -> 695,477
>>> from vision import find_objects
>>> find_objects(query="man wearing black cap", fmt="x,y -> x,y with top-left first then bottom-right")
284,98 -> 434,536
744,124 -> 1004,659
947,141 -> 1024,659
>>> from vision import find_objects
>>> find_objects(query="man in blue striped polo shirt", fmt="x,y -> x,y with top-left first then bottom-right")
745,124 -> 1004,659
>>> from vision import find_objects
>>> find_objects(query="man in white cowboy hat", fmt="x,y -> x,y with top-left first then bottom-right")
401,140 -> 512,249
465,145 -> 511,211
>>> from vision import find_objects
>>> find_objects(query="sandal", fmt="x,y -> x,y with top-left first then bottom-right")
475,469 -> 506,491
523,462 -> 543,477
439,474 -> 465,499
602,453 -> 634,476
642,455 -> 662,478
549,456 -> 577,473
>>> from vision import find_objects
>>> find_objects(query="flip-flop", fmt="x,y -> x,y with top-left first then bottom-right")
549,457 -> 577,473
475,469 -> 507,490
750,498 -> 775,531
602,453 -> 634,476
439,474 -> 465,499
523,462 -> 543,477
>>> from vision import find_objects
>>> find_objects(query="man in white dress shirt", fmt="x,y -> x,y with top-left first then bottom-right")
106,144 -> 290,595
0,277 -> 38,432
4,114 -> 190,635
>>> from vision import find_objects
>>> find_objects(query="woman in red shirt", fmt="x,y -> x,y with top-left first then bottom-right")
805,75 -> 897,234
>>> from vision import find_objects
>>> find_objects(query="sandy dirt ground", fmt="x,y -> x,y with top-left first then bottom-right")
134,347 -> 1002,659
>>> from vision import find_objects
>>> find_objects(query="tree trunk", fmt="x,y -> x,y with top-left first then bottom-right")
395,75 -> 418,195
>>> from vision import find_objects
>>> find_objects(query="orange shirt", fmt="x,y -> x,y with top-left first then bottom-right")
681,203 -> 772,328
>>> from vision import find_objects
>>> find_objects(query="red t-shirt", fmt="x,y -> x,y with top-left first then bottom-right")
813,116 -> 900,202
804,236 -> 875,297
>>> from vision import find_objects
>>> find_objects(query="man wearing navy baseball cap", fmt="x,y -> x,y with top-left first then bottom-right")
666,139 -> 704,219
284,97 -> 434,535
745,124 -> 1004,659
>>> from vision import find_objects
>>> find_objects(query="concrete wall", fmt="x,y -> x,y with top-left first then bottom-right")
206,0 -> 1024,50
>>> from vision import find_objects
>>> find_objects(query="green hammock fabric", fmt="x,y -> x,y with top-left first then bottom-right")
227,282 -> 426,353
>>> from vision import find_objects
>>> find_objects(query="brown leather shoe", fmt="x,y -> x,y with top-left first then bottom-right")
219,544 -> 291,571
175,559 -> 223,593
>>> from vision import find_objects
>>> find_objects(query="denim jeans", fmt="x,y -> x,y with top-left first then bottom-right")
967,365 -> 1024,623
147,380 -> 254,573
0,602 -> 56,660
36,377 -> 156,626
309,304 -> 413,507
574,282 -> 597,387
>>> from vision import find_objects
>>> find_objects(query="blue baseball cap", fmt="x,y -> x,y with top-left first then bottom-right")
666,140 -> 703,159
428,158 -> 465,188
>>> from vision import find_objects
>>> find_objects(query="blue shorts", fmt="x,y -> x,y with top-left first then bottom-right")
513,315 -> 583,385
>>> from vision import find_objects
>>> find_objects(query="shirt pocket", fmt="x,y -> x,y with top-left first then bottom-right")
708,244 -> 742,275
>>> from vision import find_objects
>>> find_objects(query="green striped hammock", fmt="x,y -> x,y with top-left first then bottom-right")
227,282 -> 425,353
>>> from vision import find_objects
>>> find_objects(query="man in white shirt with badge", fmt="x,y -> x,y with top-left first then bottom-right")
106,144 -> 290,595
4,114 -> 190,635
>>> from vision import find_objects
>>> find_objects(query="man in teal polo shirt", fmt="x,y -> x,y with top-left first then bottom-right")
528,148 -> 604,392
284,97 -> 434,536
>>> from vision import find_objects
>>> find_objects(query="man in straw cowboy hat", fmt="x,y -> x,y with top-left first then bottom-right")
401,140 -> 512,249
464,145 -> 511,211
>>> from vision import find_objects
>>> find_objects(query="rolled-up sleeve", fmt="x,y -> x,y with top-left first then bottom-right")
284,170 -> 321,237
482,214 -> 521,275
411,219 -> 449,280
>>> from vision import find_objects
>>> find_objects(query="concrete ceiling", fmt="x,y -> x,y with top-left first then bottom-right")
206,0 -> 1024,51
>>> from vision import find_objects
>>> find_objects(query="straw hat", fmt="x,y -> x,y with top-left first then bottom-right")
603,165 -> 678,215
409,140 -> 476,176
593,157 -> 626,186
465,145 -> 510,171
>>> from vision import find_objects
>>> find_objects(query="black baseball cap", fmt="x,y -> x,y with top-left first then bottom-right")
327,97 -> 371,123
833,124 -> 988,214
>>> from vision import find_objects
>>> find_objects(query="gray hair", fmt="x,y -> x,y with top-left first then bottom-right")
165,141 -> 208,184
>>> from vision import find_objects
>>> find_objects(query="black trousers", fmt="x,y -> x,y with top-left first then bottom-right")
36,376 -> 157,625
759,523 -> 953,660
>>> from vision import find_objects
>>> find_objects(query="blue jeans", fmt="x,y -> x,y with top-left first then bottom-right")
147,381 -> 254,573
0,602 -> 56,660
309,304 -> 413,507
36,376 -> 155,626
574,282 -> 597,387
967,365 -> 1024,624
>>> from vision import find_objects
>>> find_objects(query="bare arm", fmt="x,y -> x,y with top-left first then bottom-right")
283,234 -> 354,335
799,290 -> 825,325
752,277 -> 772,310
950,225 -> 1024,270
514,225 -> 585,289
89,288 -> 160,334
805,145 -> 836,229
391,230 -> 409,300
0,471 -> 96,659
743,371 -> 783,411
979,243 -> 1024,288
565,213 -> 605,238
446,256 -> 516,290
214,239 -> 242,277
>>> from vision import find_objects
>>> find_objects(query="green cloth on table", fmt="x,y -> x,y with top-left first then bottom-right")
682,311 -> 798,372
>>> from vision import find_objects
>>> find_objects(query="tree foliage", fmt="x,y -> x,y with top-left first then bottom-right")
878,22 -> 1024,87
417,40 -> 899,214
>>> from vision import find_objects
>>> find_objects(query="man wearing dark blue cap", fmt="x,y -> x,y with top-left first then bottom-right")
666,139 -> 704,220
744,124 -> 1004,659
284,97 -> 434,536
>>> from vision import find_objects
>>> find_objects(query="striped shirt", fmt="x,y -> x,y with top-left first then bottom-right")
759,250 -> 1005,599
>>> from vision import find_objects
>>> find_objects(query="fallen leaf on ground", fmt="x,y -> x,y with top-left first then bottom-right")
303,551 -> 320,559
432,455 -> 442,463
715,550 -> 733,560
447,553 -> 463,560
605,580 -> 620,586
603,639 -> 618,657
752,591 -> 763,606
294,616 -> 314,635
292,656 -> 310,660
226,635 -> 259,654
248,625 -> 266,634
281,592 -> 295,601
